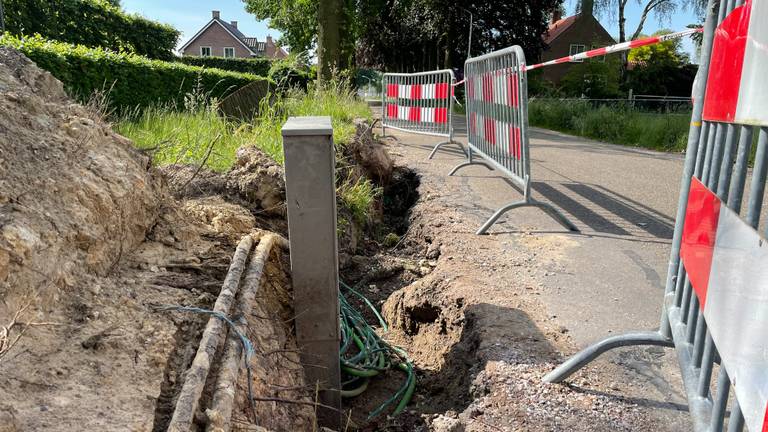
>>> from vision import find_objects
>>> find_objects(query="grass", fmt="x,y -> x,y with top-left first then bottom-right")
118,104 -> 246,172
116,82 -> 380,224
528,99 -> 691,152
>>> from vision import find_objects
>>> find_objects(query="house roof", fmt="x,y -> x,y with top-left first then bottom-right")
180,17 -> 288,57
179,18 -> 257,55
543,15 -> 578,45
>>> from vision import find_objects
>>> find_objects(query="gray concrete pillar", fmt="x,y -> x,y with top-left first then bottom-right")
281,116 -> 341,429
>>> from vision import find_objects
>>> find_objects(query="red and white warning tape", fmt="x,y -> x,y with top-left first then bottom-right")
526,27 -> 702,71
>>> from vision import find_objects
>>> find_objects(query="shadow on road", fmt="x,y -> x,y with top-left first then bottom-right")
531,182 -> 674,239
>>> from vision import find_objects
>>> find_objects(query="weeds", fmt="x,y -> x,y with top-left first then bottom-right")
116,79 -> 379,223
528,99 -> 690,152
337,174 -> 381,226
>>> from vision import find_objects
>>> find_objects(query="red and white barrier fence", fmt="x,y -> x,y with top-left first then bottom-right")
526,28 -> 702,71
681,178 -> 768,432
545,1 -> 768,431
382,70 -> 465,158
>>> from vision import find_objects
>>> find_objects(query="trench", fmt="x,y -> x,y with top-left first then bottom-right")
339,165 -> 487,430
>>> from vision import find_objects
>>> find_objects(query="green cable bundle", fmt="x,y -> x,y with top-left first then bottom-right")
339,282 -> 416,419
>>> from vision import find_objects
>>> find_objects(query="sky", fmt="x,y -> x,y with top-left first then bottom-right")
121,0 -> 281,52
122,0 -> 702,59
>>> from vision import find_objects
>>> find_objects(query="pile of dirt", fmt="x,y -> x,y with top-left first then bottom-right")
0,46 -> 163,314
160,146 -> 287,236
0,48 -> 312,432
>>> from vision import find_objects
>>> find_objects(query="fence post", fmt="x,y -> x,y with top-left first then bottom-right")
282,116 -> 342,429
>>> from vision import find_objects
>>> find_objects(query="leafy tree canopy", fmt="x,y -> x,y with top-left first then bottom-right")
627,29 -> 689,66
242,0 -> 561,73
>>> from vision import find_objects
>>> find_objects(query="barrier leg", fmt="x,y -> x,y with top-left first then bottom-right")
476,178 -> 579,235
448,147 -> 494,175
428,139 -> 468,159
543,331 -> 674,383
379,125 -> 399,141
476,200 -> 529,235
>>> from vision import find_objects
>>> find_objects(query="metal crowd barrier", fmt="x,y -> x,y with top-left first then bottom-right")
545,1 -> 768,431
449,46 -> 578,235
381,70 -> 465,159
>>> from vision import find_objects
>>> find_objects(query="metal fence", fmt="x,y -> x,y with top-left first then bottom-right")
545,1 -> 768,430
381,70 -> 465,159
449,45 -> 578,235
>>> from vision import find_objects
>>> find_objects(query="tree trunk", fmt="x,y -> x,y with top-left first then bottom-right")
318,0 -> 342,85
618,0 -> 628,80
443,28 -> 453,70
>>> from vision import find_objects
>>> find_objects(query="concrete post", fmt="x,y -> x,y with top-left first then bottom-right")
281,116 -> 341,429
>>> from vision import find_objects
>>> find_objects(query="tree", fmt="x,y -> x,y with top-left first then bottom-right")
317,0 -> 341,82
356,0 -> 561,72
242,0 -> 317,56
560,57 -> 623,98
625,29 -> 696,95
591,0 -> 706,72
244,0 -> 561,77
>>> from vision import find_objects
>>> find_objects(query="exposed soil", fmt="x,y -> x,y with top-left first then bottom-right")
0,49 -> 311,432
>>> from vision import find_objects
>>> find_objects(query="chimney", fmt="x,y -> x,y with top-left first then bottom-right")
212,10 -> 220,19
550,9 -> 563,25
580,0 -> 594,16
231,20 -> 238,28
266,35 -> 273,44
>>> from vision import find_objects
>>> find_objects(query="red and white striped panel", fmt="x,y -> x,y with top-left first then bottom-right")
469,113 -> 522,160
385,104 -> 448,123
471,70 -> 520,107
703,0 -> 768,126
680,178 -> 768,432
386,83 -> 450,100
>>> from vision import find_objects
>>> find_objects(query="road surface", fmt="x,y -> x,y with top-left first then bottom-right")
379,112 -> 693,429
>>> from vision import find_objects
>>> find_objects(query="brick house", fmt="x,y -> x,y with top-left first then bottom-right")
179,10 -> 287,59
539,2 -> 615,84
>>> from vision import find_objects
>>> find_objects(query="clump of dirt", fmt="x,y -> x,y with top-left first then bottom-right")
348,119 -> 394,185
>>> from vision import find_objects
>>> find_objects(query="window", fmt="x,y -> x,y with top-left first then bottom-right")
569,44 -> 586,62
224,47 -> 235,58
200,46 -> 211,57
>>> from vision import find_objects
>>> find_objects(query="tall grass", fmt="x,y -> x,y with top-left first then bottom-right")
116,82 -> 380,224
117,82 -> 372,168
528,99 -> 690,152
118,104 -> 247,171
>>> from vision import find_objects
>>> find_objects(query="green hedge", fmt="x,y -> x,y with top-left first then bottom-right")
177,56 -> 272,76
4,0 -> 179,60
1,34 -> 271,112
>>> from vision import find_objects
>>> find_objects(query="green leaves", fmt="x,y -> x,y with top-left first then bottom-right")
178,57 -> 273,76
4,0 -> 179,60
0,34 -> 271,113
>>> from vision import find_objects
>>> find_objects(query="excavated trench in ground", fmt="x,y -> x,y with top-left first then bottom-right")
339,166 -> 490,430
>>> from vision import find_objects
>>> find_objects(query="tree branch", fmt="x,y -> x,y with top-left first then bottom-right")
630,0 -> 669,41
